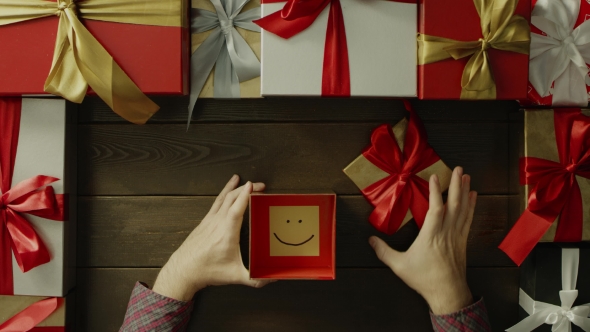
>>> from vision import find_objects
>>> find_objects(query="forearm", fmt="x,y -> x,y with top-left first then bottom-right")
120,282 -> 194,332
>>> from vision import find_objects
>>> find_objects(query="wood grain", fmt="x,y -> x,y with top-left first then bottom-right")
77,195 -> 516,268
76,267 -> 519,332
78,123 -> 510,196
78,97 -> 518,123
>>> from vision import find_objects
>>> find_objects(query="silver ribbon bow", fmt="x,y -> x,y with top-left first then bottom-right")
188,0 -> 260,124
507,248 -> 590,332
529,0 -> 590,106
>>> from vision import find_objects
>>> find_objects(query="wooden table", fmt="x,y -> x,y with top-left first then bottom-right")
74,97 -> 522,331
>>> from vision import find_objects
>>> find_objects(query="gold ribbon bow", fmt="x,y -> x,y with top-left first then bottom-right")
418,0 -> 530,99
0,0 -> 186,124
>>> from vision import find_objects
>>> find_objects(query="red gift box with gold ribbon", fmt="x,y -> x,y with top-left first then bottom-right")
0,98 -> 76,296
500,109 -> 590,266
343,102 -> 452,235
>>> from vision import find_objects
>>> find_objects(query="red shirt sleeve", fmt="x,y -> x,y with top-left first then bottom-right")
119,282 -> 194,332
430,297 -> 492,332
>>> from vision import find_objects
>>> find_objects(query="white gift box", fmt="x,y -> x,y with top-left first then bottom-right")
2,98 -> 77,297
260,0 -> 417,97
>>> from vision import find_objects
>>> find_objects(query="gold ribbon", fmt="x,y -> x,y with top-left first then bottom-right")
417,0 -> 530,99
0,0 -> 186,124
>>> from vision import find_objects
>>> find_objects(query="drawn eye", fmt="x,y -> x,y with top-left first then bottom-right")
286,220 -> 290,223
298,220 -> 302,223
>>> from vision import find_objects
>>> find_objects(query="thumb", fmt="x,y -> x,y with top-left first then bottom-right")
369,236 -> 402,271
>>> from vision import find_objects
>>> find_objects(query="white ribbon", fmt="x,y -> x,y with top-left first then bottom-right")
188,0 -> 260,125
529,0 -> 590,106
507,248 -> 590,332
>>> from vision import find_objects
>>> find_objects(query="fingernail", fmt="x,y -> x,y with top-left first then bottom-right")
232,174 -> 238,181
456,166 -> 463,177
368,237 -> 376,248
433,174 -> 439,184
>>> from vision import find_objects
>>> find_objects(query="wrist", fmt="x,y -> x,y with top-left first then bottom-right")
424,282 -> 473,315
153,254 -> 202,301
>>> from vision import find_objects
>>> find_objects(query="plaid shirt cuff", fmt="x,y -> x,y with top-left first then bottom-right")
119,281 -> 194,332
430,297 -> 491,332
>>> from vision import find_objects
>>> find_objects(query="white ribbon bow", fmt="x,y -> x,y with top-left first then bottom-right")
507,248 -> 590,332
188,0 -> 261,125
529,0 -> 590,106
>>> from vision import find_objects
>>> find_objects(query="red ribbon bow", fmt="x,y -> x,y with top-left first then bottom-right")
255,0 -> 414,97
0,98 -> 65,295
361,101 -> 442,234
0,297 -> 64,332
499,109 -> 590,266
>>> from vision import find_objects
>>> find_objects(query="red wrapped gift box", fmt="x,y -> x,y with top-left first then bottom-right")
418,0 -> 531,100
0,19 -> 188,96
249,193 -> 336,280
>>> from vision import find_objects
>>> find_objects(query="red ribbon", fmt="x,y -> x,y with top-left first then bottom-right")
0,297 -> 64,332
255,0 -> 415,97
499,109 -> 590,266
360,101 -> 442,234
0,98 -> 65,295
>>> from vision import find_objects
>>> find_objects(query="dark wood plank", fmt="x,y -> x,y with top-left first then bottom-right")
78,97 -> 518,123
77,195 -> 516,268
508,110 -> 523,195
76,267 -> 519,332
78,123 -> 510,195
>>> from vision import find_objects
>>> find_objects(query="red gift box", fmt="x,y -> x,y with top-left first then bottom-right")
418,0 -> 531,100
249,193 -> 336,280
522,0 -> 590,107
0,0 -> 190,124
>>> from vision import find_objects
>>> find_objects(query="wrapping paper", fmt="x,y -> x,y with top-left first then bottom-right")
0,0 -> 190,124
343,103 -> 452,235
524,0 -> 590,107
500,109 -> 590,266
0,98 -> 76,296
190,0 -> 261,100
0,296 -> 66,331
418,0 -> 531,100
256,0 -> 417,97
509,247 -> 590,331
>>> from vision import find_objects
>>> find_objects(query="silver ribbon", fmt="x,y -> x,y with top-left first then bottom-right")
507,248 -> 590,332
188,0 -> 260,124
529,0 -> 590,106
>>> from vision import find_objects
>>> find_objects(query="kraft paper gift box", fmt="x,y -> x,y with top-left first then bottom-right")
188,0 -> 261,120
0,0 -> 190,124
509,246 -> 590,331
0,295 -> 72,331
257,0 -> 417,97
343,111 -> 452,235
249,193 -> 336,280
418,0 -> 531,100
0,98 -> 76,296
523,0 -> 590,107
500,109 -> 590,266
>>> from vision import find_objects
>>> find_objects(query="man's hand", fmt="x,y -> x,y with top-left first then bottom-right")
369,167 -> 477,315
153,175 -> 274,301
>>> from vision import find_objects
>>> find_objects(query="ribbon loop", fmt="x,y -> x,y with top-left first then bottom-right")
418,0 -> 530,99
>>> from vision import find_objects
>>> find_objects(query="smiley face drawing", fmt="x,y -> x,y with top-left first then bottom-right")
269,206 -> 320,256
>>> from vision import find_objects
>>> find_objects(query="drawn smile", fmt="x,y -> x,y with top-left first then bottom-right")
273,233 -> 315,246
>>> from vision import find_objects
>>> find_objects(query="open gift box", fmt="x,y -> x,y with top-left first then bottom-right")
249,193 -> 336,280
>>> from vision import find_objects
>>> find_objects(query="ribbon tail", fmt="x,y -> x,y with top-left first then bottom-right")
0,298 -> 61,332
368,180 -> 410,235
554,180 -> 584,242
499,209 -> 556,266
5,210 -> 50,273
321,0 -> 350,97
0,212 -> 14,295
407,178 -> 430,228
506,308 -> 557,331
46,9 -> 160,125
214,45 -> 241,98
188,28 -> 226,127
226,28 -> 261,82
552,63 -> 590,106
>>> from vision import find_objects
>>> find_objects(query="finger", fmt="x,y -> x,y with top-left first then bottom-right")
252,182 -> 266,192
455,174 -> 471,232
461,191 -> 477,240
210,175 -> 240,214
240,268 -> 277,288
228,182 -> 253,222
421,174 -> 445,238
443,167 -> 463,232
219,183 -> 248,215
369,236 -> 402,272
